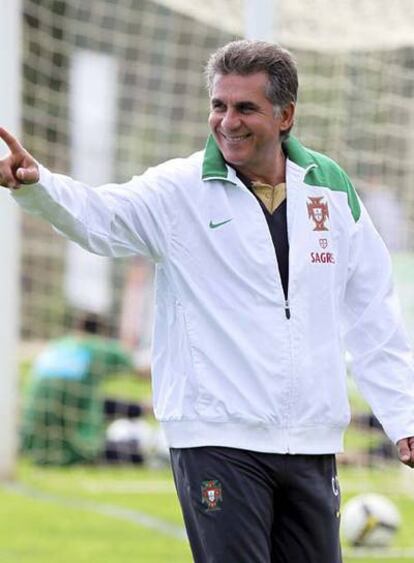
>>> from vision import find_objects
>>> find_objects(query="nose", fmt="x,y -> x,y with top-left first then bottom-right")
221,108 -> 241,131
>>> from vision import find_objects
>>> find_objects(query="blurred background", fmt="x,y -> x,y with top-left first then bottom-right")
1,1 -> 414,561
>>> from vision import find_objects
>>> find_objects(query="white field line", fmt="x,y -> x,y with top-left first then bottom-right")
343,547 -> 414,559
79,479 -> 175,494
3,481 -> 187,541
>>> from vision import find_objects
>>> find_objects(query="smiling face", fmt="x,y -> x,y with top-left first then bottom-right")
208,72 -> 295,183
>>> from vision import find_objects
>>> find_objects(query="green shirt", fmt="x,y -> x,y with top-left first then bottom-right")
21,335 -> 133,465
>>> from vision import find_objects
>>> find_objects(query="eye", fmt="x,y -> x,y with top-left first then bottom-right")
211,101 -> 225,112
238,104 -> 256,114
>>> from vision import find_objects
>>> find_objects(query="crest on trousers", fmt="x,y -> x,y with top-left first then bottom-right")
307,196 -> 329,231
201,480 -> 223,511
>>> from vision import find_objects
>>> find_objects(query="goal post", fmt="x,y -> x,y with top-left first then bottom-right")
0,0 -> 22,479
244,0 -> 276,41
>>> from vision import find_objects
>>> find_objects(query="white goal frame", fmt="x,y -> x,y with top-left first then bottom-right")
244,0 -> 277,41
0,0 -> 22,479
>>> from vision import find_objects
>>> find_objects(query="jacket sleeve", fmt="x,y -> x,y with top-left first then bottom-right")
11,164 -> 173,261
343,202 -> 414,444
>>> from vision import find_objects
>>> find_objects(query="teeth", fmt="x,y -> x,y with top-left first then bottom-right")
223,134 -> 248,141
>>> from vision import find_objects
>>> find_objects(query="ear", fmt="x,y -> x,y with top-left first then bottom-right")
279,102 -> 295,133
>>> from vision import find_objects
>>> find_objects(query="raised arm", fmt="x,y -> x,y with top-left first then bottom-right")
0,127 -> 39,189
1,126 -> 173,261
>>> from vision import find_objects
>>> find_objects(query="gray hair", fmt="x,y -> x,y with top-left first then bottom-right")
205,40 -> 298,136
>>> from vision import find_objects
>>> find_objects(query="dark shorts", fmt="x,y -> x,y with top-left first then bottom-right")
170,446 -> 342,563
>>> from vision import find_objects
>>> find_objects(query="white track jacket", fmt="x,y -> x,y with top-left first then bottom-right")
13,135 -> 414,453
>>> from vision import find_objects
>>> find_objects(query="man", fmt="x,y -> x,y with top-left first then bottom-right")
1,40 -> 414,562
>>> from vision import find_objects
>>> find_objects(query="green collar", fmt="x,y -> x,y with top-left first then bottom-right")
282,135 -> 316,170
201,135 -> 232,182
201,134 -> 360,221
201,134 -> 314,182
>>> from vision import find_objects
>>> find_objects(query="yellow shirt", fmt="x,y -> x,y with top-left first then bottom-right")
251,181 -> 286,214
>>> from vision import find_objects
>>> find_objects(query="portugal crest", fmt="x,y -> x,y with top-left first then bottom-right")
201,480 -> 223,511
307,196 -> 329,231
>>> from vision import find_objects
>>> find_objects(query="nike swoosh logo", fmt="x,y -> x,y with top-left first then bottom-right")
209,218 -> 233,229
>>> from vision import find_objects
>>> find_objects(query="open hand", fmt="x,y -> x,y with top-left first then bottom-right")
0,127 -> 39,189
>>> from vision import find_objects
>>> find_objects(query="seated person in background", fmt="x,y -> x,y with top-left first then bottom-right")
20,313 -> 152,466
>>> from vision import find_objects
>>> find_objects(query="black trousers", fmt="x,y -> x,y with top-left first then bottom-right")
170,446 -> 342,563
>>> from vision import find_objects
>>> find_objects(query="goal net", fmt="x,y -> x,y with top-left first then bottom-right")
17,0 -> 414,467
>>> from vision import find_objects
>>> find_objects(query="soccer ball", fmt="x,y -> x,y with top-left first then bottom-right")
341,493 -> 401,547
105,419 -> 170,467
105,418 -> 155,460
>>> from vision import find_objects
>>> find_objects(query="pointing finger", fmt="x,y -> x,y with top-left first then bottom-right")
0,127 -> 24,155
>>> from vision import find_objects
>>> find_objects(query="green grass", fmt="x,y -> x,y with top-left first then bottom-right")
0,459 -> 413,562
11,363 -> 414,562
0,489 -> 191,563
2,461 -> 192,563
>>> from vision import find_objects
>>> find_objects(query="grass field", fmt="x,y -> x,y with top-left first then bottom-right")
0,458 -> 413,562
7,357 -> 414,562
